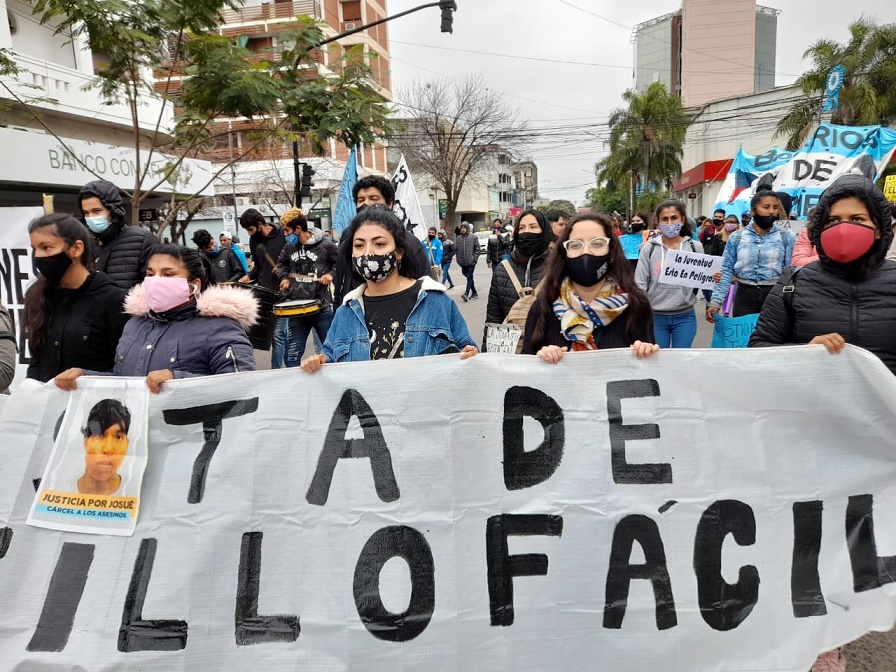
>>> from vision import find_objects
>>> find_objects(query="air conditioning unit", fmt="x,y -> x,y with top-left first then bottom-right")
235,197 -> 251,206
344,21 -> 358,30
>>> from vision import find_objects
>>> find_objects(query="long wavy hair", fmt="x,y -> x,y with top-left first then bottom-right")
526,212 -> 652,349
23,214 -> 95,356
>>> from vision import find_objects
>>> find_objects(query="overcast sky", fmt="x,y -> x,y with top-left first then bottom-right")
387,0 -> 895,204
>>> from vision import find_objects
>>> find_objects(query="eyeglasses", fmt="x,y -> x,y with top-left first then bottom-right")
562,237 -> 611,257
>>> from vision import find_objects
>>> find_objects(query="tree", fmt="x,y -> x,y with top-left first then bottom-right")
776,19 -> 896,150
390,75 -> 529,231
585,186 -> 626,215
597,82 -> 689,196
19,0 -> 390,240
547,199 -> 576,215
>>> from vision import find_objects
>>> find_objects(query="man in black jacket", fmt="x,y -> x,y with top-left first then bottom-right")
486,219 -> 509,271
238,209 -> 287,291
79,180 -> 158,290
192,229 -> 244,284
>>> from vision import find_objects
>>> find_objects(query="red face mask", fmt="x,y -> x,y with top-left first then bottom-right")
819,222 -> 876,264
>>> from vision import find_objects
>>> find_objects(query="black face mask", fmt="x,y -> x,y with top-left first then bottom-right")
630,222 -> 645,233
753,213 -> 777,230
34,251 -> 73,285
712,219 -> 724,228
565,254 -> 609,287
427,234 -> 435,240
515,232 -> 546,258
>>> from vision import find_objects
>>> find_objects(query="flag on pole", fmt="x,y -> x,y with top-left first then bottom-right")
333,146 -> 358,233
391,154 -> 428,241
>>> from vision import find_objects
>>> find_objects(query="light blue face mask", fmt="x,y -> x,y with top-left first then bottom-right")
85,215 -> 111,234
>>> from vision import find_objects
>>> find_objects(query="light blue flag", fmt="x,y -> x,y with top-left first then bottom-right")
333,146 -> 358,233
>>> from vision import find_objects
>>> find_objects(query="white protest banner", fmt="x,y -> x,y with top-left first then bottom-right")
391,154 -> 428,241
27,379 -> 150,536
485,322 -> 522,354
659,248 -> 722,289
0,207 -> 42,384
2,349 -> 896,671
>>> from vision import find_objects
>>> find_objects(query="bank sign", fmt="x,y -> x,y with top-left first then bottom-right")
0,127 -> 214,196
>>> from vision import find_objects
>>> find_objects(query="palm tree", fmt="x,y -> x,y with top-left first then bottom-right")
597,82 -> 690,198
776,19 -> 896,151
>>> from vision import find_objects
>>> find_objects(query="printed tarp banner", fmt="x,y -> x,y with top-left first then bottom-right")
391,154 -> 428,241
713,123 -> 896,219
2,349 -> 896,671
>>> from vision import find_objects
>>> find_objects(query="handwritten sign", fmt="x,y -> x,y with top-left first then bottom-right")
485,322 -> 522,354
659,249 -> 723,290
711,313 -> 760,348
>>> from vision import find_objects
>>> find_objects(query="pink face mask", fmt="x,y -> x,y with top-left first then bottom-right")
820,222 -> 876,264
143,276 -> 194,313
724,222 -> 738,232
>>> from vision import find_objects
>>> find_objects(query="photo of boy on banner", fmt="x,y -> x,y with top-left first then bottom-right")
27,378 -> 149,536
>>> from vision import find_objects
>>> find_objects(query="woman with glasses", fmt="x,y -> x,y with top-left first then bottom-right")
522,212 -> 657,363
634,200 -> 702,348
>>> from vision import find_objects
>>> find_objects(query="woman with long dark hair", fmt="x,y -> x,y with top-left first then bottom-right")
301,207 -> 476,371
24,214 -> 128,382
522,212 -> 657,362
55,244 -> 257,393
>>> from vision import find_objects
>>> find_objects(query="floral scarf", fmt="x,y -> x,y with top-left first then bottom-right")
552,278 -> 629,350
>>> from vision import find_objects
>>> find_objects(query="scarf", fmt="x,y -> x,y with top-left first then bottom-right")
552,278 -> 629,350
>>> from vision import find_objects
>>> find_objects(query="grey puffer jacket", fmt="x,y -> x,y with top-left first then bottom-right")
454,232 -> 480,267
109,284 -> 258,377
0,304 -> 15,392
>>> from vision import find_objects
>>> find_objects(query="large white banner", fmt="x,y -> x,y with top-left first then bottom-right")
391,154 -> 428,241
2,349 -> 896,671
0,207 -> 42,383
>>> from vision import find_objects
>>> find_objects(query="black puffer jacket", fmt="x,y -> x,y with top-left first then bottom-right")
79,180 -> 159,290
750,174 -> 896,374
483,252 -> 549,349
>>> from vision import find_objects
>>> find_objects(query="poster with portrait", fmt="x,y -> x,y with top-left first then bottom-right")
26,378 -> 149,536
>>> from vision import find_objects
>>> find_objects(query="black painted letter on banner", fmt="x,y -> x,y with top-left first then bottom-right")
603,515 -> 676,630
606,380 -> 670,484
26,543 -> 94,652
118,538 -> 188,652
163,398 -> 260,504
792,500 -> 826,618
235,532 -> 301,645
503,386 -> 565,490
353,525 -> 435,642
486,514 -> 564,626
0,527 -> 11,559
694,500 -> 759,631
306,389 -> 399,506
846,494 -> 896,593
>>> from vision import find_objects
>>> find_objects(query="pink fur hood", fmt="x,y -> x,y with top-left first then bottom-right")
125,283 -> 259,329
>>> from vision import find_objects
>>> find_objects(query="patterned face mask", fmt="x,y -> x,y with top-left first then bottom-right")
353,252 -> 398,283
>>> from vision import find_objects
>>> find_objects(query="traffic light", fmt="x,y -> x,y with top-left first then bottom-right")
439,0 -> 457,34
301,163 -> 315,199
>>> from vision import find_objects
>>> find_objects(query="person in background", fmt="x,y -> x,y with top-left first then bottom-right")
523,213 -> 656,360
438,230 -> 455,289
0,304 -> 16,393
220,231 -> 250,274
741,212 -> 752,229
455,221 -> 481,301
78,179 -> 159,290
301,208 -> 476,371
619,217 -> 645,269
424,226 -> 443,282
276,209 -> 338,367
545,210 -> 569,242
700,209 -> 726,246
483,209 -> 553,349
55,245 -> 257,394
193,229 -> 244,285
486,219 -> 509,271
333,176 -> 431,305
635,200 -> 702,348
707,188 -> 796,320
24,214 -> 128,383
791,211 -> 820,267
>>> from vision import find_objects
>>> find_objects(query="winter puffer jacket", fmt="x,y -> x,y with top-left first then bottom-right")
483,252 -> 549,349
454,232 -> 480,267
276,228 -> 338,305
750,174 -> 896,375
203,245 -> 246,284
106,284 -> 258,377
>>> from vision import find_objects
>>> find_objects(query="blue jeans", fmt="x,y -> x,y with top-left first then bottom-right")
271,317 -> 289,369
461,265 -> 477,297
286,306 -> 334,367
441,262 -> 453,287
653,310 -> 697,349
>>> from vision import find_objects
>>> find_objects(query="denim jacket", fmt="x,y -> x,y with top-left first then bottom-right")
323,277 -> 476,362
710,224 -> 795,307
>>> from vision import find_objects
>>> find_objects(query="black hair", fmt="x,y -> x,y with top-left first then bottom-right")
713,208 -> 726,217
78,180 -> 127,231
775,191 -> 793,217
750,190 -> 780,210
544,210 -> 568,224
83,398 -> 131,437
23,214 -> 96,356
654,200 -> 692,237
352,175 -> 395,206
192,229 -> 213,249
281,208 -> 308,233
146,244 -> 209,291
513,209 -> 553,260
342,206 -> 419,280
239,208 -> 266,230
527,212 -> 651,350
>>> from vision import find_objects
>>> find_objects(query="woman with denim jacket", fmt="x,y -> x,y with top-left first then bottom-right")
301,208 -> 477,372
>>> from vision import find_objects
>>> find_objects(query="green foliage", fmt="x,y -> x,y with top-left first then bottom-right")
585,187 -> 626,215
776,18 -> 896,150
547,199 -> 576,215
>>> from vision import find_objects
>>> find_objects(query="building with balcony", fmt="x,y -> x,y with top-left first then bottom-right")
512,161 -> 538,211
0,0 -> 211,212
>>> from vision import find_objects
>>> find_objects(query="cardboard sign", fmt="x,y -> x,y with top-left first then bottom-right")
659,249 -> 723,289
711,314 -> 760,349
485,322 -> 522,354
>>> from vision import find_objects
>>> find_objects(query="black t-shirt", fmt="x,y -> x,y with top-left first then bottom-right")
365,280 -> 423,360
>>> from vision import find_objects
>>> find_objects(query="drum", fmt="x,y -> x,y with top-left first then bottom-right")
273,299 -> 321,318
